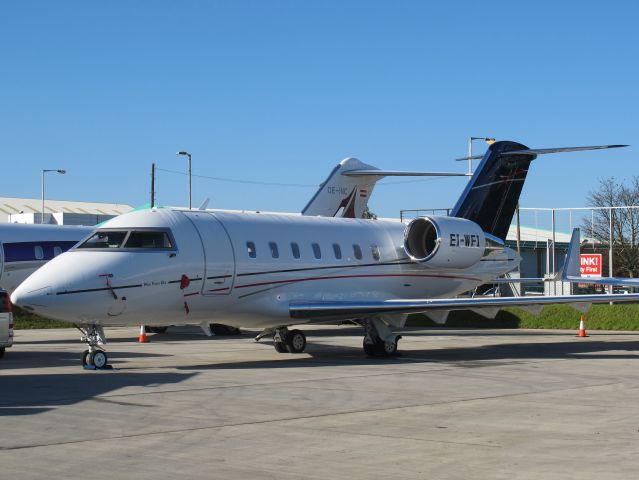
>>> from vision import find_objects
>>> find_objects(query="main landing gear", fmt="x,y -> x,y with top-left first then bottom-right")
79,325 -> 110,369
273,327 -> 307,354
362,319 -> 402,357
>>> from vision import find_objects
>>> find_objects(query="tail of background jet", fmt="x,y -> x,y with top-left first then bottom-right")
302,158 -> 467,219
450,141 -> 535,240
301,158 -> 380,218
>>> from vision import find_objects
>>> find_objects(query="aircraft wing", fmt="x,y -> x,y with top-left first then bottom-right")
289,292 -> 639,322
562,228 -> 639,287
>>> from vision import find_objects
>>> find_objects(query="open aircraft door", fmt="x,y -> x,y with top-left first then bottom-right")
184,212 -> 235,295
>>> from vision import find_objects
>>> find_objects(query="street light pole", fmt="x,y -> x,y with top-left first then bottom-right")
176,151 -> 192,209
41,169 -> 66,224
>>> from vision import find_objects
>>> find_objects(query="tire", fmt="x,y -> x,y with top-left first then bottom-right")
381,339 -> 398,356
91,350 -> 108,369
363,339 -> 377,356
0,347 -> 5,359
274,341 -> 288,353
286,330 -> 306,353
82,349 -> 91,366
378,335 -> 401,356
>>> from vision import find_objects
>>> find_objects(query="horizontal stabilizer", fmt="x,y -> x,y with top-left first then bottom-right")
343,169 -> 468,177
455,155 -> 484,161
507,145 -> 627,156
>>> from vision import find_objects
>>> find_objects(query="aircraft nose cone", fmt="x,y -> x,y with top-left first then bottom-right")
11,283 -> 53,309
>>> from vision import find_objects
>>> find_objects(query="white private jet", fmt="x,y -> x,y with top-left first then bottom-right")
12,140 -> 636,368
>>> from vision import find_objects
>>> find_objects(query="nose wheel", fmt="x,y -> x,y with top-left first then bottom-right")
79,325 -> 111,369
82,348 -> 109,368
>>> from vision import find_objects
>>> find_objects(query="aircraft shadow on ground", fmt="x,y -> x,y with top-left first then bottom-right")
0,371 -> 196,417
176,337 -> 639,371
0,350 -> 171,371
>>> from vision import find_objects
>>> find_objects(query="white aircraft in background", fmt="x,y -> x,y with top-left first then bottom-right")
12,140 -> 636,368
0,223 -> 93,293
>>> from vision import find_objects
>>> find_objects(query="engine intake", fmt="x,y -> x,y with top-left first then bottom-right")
403,216 -> 485,269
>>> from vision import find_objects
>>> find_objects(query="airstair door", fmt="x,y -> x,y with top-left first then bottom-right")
184,212 -> 235,295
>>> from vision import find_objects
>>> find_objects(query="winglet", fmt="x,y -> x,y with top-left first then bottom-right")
562,228 -> 582,281
198,198 -> 210,210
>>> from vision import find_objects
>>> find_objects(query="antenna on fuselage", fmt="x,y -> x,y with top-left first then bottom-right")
151,162 -> 156,208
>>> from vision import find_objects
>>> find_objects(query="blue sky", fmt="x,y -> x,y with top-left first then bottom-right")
1,1 -> 637,218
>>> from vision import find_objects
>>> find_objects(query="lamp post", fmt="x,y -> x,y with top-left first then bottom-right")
467,137 -> 496,177
176,151 -> 192,209
41,169 -> 66,224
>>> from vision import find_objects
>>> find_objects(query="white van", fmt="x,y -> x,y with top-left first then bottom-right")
0,290 -> 14,357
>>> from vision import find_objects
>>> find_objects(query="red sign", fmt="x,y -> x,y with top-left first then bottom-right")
580,254 -> 602,277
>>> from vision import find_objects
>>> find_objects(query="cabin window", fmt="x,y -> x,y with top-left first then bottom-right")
291,242 -> 300,259
53,246 -> 63,257
269,242 -> 279,259
312,243 -> 321,259
34,246 -> 44,260
247,241 -> 257,258
353,244 -> 362,260
332,243 -> 342,259
77,230 -> 128,249
125,231 -> 173,249
371,245 -> 380,261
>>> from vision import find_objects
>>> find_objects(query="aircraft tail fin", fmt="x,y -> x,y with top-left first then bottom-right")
451,142 -> 626,240
301,158 -> 380,218
302,158 -> 467,219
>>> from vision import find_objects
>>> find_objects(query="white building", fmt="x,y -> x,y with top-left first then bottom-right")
1,197 -> 134,226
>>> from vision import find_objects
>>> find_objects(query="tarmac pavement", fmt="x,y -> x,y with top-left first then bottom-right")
1,325 -> 639,479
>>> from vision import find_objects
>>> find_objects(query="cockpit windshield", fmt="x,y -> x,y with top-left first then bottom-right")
77,230 -> 174,250
78,231 -> 128,249
125,231 -> 173,249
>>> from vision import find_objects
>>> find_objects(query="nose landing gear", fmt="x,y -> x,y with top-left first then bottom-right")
79,325 -> 111,369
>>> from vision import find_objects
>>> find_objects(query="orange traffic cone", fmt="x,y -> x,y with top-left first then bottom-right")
577,315 -> 588,337
138,325 -> 150,343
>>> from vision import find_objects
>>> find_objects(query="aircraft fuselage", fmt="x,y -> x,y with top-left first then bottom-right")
12,208 -> 518,328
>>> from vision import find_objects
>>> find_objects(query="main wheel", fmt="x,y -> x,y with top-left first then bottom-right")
377,335 -> 401,356
363,339 -> 377,356
82,349 -> 91,366
274,341 -> 288,353
286,330 -> 306,353
91,350 -> 108,369
0,347 -> 5,358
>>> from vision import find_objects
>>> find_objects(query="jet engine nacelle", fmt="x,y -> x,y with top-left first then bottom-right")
403,216 -> 485,269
